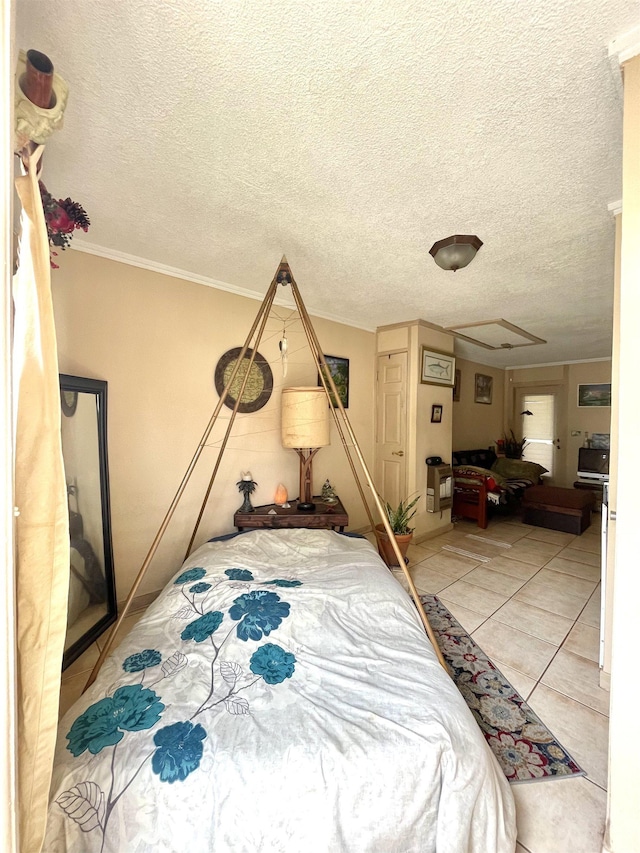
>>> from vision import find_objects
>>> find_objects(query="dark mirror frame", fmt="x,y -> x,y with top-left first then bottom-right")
60,374 -> 117,670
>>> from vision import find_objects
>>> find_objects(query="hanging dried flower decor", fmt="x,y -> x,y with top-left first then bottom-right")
38,181 -> 90,268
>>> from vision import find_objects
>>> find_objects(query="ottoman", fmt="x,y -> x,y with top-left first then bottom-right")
522,486 -> 594,535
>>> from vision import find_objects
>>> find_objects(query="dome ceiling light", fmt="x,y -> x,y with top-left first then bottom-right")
429,234 -> 483,271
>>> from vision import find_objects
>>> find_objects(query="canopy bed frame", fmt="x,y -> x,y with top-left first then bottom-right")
48,259 -> 515,853
85,258 -> 445,689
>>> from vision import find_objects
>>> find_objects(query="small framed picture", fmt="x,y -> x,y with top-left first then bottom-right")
453,369 -> 461,402
577,383 -> 611,407
431,404 -> 443,423
420,347 -> 455,387
474,373 -> 493,405
318,355 -> 349,408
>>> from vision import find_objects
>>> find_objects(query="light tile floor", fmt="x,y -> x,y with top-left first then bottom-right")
398,513 -> 609,853
61,514 -> 608,853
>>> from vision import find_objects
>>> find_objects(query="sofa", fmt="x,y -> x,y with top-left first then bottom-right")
451,448 -> 547,527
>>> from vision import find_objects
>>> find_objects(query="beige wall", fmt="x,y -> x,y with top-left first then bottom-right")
411,323 -> 454,538
452,357 -> 505,451
505,360 -> 611,487
376,320 -> 454,540
566,361 -> 613,483
52,250 -> 375,600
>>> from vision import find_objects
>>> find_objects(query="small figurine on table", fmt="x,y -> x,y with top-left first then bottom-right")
237,472 -> 258,513
321,479 -> 338,504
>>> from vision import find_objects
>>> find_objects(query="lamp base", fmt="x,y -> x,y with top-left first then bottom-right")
297,501 -> 316,513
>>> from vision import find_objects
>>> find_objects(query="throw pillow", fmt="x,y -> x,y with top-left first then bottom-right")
491,458 -> 548,480
453,465 -> 507,488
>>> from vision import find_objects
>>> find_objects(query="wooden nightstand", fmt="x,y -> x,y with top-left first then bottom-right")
234,497 -> 348,532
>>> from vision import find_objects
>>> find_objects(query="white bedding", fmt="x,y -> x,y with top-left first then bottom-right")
45,529 -> 516,852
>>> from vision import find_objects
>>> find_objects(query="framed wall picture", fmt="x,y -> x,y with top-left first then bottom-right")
319,355 -> 349,408
474,373 -> 493,405
420,347 -> 455,387
577,383 -> 611,407
431,404 -> 443,423
453,369 -> 461,402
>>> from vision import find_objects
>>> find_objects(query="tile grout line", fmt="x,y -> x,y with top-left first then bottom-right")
508,541 -> 610,729
428,522 -> 606,713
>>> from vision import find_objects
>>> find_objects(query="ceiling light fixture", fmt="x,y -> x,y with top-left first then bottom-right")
429,234 -> 483,271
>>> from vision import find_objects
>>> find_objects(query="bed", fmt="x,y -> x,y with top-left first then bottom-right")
44,528 -> 516,853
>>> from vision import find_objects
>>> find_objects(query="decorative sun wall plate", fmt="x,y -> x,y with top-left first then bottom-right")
214,347 -> 273,413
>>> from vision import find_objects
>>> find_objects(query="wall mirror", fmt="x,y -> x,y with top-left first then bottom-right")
60,374 -> 117,670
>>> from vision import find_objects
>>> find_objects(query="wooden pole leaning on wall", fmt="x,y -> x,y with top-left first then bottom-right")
285,271 -> 448,672
183,287 -> 277,559
84,274 -> 281,691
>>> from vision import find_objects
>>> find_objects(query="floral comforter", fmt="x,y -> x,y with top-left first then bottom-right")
45,529 -> 516,853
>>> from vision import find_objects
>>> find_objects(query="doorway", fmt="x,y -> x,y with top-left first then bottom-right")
516,387 -> 564,484
376,352 -> 407,508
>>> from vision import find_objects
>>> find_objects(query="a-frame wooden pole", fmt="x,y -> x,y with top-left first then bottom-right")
84,271 -> 281,690
85,257 -> 447,691
286,273 -> 448,670
183,283 -> 279,559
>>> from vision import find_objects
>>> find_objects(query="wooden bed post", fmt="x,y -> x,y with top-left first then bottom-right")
84,272 -> 281,690
84,257 -> 447,691
285,268 -> 448,671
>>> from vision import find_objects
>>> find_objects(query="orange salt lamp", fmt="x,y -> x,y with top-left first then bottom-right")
274,483 -> 289,507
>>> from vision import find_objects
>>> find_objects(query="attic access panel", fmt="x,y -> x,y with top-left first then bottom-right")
444,319 -> 546,350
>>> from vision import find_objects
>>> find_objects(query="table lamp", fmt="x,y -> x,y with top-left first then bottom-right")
281,387 -> 330,512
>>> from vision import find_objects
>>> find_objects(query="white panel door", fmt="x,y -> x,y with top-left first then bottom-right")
376,352 -> 407,509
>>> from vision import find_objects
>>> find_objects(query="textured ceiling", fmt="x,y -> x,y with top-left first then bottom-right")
16,0 -> 639,366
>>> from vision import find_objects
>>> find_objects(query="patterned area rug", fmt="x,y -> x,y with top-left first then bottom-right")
421,594 -> 585,784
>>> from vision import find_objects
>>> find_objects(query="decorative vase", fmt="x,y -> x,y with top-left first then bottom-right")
375,524 -> 413,567
239,494 -> 254,513
23,50 -> 54,108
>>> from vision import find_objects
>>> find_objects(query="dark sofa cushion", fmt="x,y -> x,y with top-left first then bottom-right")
452,448 -> 497,469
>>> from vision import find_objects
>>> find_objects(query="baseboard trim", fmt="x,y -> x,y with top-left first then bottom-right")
415,523 -> 454,544
118,589 -> 162,615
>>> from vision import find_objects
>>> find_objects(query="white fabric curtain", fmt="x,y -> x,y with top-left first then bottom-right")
13,146 -> 70,853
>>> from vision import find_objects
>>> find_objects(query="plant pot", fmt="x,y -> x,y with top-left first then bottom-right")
375,524 -> 413,567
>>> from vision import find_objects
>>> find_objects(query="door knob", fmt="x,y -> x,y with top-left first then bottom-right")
392,450 -> 404,457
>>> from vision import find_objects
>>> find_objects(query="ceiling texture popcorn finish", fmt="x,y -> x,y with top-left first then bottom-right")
16,0 -> 639,366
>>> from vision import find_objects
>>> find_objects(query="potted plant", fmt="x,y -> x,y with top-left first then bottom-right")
501,430 -> 528,459
375,494 -> 420,567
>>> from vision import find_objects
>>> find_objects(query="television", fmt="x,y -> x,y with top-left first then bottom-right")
577,447 -> 610,481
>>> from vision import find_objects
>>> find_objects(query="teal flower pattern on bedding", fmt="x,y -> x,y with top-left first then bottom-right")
225,568 -> 254,581
180,611 -> 224,643
250,643 -> 296,684
229,590 -> 291,641
152,721 -> 207,783
174,567 -> 207,585
58,560 -> 301,845
122,649 -> 162,673
66,685 -> 165,757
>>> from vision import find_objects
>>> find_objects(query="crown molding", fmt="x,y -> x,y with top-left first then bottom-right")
609,25 -> 640,65
71,241 -> 376,333
505,356 -> 611,370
